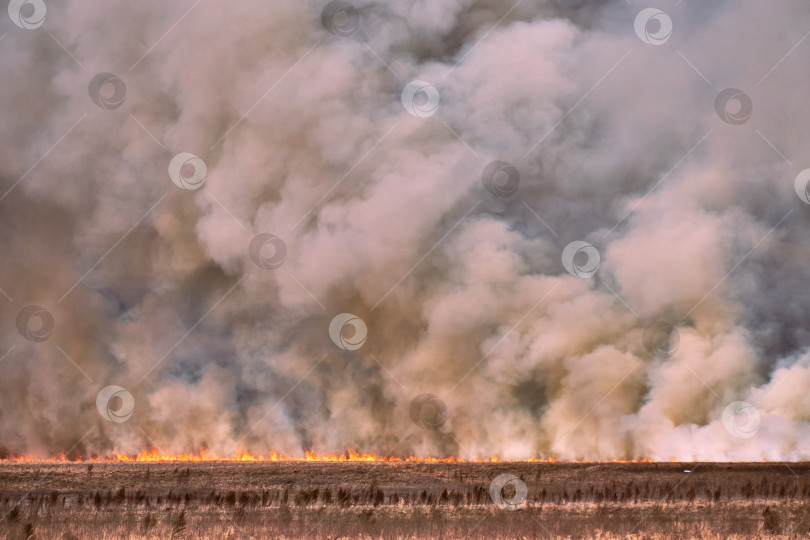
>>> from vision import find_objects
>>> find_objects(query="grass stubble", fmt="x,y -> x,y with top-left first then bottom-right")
0,461 -> 809,539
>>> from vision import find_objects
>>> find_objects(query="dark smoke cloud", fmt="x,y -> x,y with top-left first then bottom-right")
1,0 -> 810,460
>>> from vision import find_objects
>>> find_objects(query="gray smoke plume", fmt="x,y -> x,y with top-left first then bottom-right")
2,0 -> 810,461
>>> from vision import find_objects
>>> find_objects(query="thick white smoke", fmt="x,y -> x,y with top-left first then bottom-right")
1,0 -> 810,461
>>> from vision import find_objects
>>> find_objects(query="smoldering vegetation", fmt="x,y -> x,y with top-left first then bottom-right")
2,461 -> 810,539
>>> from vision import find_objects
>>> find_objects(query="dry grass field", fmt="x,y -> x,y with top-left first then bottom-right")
1,461 -> 810,539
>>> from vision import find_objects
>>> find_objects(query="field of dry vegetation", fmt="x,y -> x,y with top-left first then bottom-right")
1,461 -> 809,539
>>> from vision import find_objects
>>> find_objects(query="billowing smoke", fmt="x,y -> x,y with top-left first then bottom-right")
2,0 -> 810,461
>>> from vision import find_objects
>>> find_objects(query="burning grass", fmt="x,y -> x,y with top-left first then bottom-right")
3,447 -> 656,463
1,461 -> 808,539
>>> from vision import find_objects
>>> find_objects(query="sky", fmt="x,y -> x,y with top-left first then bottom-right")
2,0 -> 810,461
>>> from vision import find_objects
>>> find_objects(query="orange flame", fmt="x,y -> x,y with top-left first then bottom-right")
3,448 -> 656,463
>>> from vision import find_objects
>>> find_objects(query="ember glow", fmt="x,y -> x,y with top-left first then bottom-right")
3,448 -> 656,464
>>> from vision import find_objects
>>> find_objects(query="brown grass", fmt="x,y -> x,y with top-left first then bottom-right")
1,461 -> 809,538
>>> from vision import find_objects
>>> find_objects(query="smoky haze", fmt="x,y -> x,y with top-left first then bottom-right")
1,0 -> 810,461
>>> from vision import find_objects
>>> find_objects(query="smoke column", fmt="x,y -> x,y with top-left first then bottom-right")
1,0 -> 810,461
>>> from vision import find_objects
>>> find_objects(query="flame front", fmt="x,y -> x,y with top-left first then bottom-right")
4,448 -> 656,463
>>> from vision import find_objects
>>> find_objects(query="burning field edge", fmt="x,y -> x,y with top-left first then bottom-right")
1,447 -> 659,463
